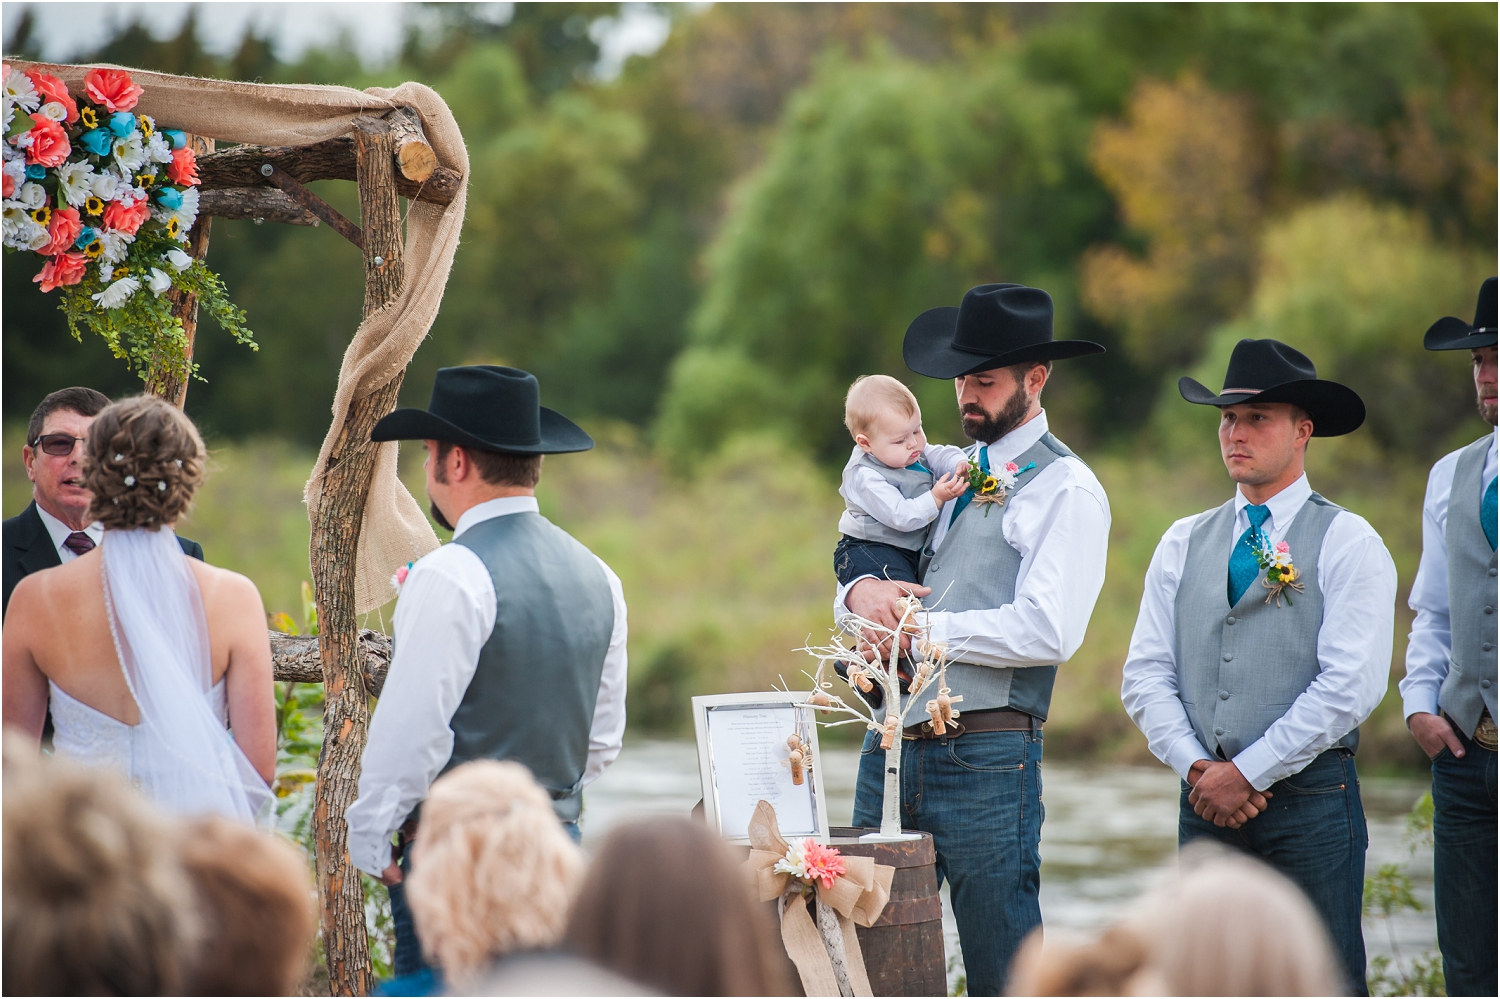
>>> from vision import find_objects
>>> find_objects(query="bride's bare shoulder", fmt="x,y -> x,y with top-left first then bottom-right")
187,557 -> 264,613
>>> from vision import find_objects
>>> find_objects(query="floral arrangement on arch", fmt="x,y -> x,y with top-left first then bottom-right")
2,64 -> 253,384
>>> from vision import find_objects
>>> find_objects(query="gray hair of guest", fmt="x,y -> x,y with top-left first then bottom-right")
26,386 -> 111,445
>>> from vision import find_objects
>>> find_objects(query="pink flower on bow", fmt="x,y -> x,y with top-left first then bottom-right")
1004,462 -> 1019,473
394,566 -> 410,585
1275,541 -> 1290,554
800,839 -> 846,890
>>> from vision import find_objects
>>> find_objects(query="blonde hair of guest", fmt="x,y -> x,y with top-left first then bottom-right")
405,760 -> 586,987
844,374 -> 920,440
1008,844 -> 1343,996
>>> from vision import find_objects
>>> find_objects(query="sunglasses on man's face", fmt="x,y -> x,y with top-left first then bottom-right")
32,433 -> 85,457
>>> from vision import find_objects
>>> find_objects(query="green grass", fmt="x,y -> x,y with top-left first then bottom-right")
2,424 -> 1433,768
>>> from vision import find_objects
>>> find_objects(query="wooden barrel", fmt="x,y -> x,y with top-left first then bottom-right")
831,827 -> 946,997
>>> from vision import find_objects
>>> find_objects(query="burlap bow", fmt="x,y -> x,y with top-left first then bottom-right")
744,801 -> 894,997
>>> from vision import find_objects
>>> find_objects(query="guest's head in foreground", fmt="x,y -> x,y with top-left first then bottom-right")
1008,844 -> 1342,996
567,816 -> 791,996
405,760 -> 586,988
22,386 -> 111,531
180,815 -> 318,995
83,394 -> 207,531
1178,338 -> 1366,503
2,733 -> 196,995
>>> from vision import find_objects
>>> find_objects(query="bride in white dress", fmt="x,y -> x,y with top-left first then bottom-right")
3,396 -> 275,823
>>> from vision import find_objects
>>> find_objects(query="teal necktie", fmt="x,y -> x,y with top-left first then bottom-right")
949,445 -> 988,526
1228,504 -> 1272,607
1483,476 -> 1497,551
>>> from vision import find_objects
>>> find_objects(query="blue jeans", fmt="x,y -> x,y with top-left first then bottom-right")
388,820 -> 581,979
852,727 -> 1044,997
1179,749 -> 1368,996
1430,728 -> 1497,997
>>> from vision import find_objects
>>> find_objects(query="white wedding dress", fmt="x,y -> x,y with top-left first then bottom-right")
48,527 -> 272,825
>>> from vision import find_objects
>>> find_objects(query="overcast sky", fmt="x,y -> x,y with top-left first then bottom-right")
2,2 -> 674,78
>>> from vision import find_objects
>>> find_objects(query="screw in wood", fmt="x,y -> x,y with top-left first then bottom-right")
373,255 -> 385,266
260,163 -> 274,176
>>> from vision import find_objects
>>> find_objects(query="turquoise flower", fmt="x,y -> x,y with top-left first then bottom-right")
79,127 -> 112,156
162,129 -> 187,150
108,111 -> 137,137
155,187 -> 183,210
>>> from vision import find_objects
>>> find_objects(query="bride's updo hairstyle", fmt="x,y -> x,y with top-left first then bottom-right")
83,395 -> 206,530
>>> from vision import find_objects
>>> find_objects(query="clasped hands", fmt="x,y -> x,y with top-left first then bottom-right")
1187,759 -> 1272,829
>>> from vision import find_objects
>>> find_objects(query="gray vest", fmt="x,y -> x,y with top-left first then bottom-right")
1438,436 -> 1498,738
1173,493 -> 1354,762
446,512 -> 615,822
907,433 -> 1076,724
840,451 -> 935,550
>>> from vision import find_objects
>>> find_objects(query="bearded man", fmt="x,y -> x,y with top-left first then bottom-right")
1400,277 -> 1498,997
1121,339 -> 1397,995
841,284 -> 1112,996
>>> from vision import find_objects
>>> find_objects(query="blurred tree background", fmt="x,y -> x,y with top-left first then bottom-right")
4,2 -> 1495,764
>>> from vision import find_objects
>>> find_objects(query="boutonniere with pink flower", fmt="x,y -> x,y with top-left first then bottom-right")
390,560 -> 415,592
956,456 -> 1036,516
1252,538 -> 1305,607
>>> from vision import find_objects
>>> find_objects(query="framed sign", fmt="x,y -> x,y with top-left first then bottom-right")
692,692 -> 830,845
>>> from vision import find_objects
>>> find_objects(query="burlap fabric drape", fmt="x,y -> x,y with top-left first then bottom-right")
21,63 -> 463,612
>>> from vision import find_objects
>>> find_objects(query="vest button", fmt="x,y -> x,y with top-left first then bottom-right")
1484,680 -> 1493,690
1222,654 -> 1233,662
1484,644 -> 1494,652
1226,616 -> 1236,625
1219,691 -> 1230,700
1214,727 -> 1225,737
1487,607 -> 1494,615
1491,568 -> 1498,577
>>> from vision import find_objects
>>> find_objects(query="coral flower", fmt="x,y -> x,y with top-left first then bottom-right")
40,206 -> 81,256
800,839 -> 846,890
25,69 -> 77,123
24,117 -> 71,167
33,252 -> 87,292
84,68 -> 143,113
167,146 -> 199,186
102,198 -> 150,236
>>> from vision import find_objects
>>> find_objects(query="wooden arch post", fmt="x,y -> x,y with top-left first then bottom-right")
133,105 -> 459,997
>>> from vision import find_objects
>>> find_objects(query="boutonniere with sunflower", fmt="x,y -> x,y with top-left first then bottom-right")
1252,538 -> 1305,607
958,457 -> 1036,515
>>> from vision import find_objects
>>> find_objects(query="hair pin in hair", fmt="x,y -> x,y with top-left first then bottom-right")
114,453 -> 125,462
175,459 -> 183,467
124,475 -> 136,486
158,481 -> 167,492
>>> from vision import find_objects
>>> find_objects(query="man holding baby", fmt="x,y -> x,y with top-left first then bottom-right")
839,283 -> 1112,996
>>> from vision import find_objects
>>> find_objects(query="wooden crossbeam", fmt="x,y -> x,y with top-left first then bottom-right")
268,630 -> 391,697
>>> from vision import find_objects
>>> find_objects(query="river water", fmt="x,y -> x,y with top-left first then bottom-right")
581,740 -> 1436,993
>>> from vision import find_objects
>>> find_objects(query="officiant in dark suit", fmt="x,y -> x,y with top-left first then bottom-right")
3,387 -> 203,617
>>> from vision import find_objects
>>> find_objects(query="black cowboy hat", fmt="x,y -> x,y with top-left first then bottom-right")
1425,277 -> 1497,351
371,365 -> 594,454
1179,339 -> 1365,437
903,283 -> 1105,379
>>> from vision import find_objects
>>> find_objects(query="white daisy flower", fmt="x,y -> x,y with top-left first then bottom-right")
146,131 -> 172,165
146,267 -> 172,295
172,186 -> 200,230
164,248 -> 193,272
3,68 -> 39,113
57,161 -> 96,207
112,133 -> 146,172
1,205 -> 46,250
15,181 -> 45,210
96,229 -> 133,264
99,262 -> 114,282
92,275 -> 140,309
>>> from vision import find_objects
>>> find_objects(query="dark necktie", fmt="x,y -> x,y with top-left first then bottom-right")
1482,476 -> 1497,551
949,445 -> 989,526
1227,504 -> 1271,607
63,531 -> 95,557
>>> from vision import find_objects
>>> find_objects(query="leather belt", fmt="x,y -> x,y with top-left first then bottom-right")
903,707 -> 1038,740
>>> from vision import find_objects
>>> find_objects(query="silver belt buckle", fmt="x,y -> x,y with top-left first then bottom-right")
1474,709 -> 1498,752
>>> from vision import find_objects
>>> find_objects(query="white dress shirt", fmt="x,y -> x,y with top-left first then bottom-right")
35,504 -> 103,562
346,496 -> 628,876
1400,426 -> 1500,718
1121,474 -> 1397,791
838,443 -> 969,536
836,410 -> 1112,669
